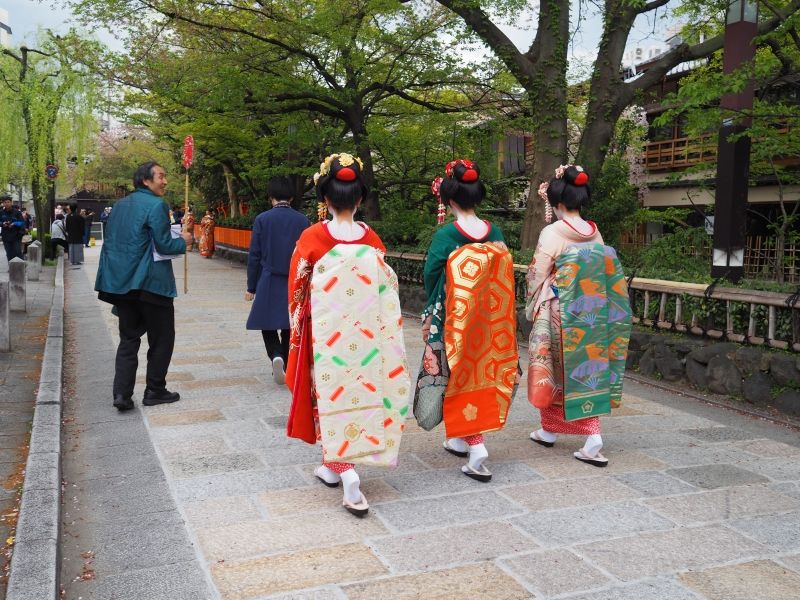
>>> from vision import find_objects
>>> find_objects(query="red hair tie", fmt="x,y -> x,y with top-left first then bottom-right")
574,172 -> 589,186
461,168 -> 478,182
336,167 -> 357,181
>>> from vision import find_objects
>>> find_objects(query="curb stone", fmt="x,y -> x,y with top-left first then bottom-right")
7,254 -> 64,600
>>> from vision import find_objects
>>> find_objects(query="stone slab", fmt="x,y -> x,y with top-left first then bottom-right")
373,491 -> 525,532
196,509 -> 388,561
502,476 -> 637,511
184,496 -> 263,527
613,471 -> 697,497
736,457 -> 800,482
729,511 -> 800,551
735,439 -> 800,458
779,553 -> 800,574
370,521 -> 538,572
383,462 -> 542,498
512,500 -> 674,547
667,463 -> 769,489
342,562 -> 529,600
260,479 -> 400,517
576,525 -> 767,580
643,443 -> 758,467
645,485 -> 800,525
148,409 -> 225,427
524,448 -> 668,479
679,559 -> 800,600
15,486 -> 60,543
166,452 -> 264,479
681,427 -> 762,442
6,538 -> 58,600
157,435 -> 232,460
88,560 -> 215,600
561,578 -> 701,600
501,548 -> 611,597
211,543 -> 387,599
173,467 -> 310,502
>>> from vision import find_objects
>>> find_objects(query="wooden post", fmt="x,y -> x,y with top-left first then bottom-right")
184,170 -> 189,294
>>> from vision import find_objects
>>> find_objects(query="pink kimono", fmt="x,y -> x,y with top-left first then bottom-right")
525,219 -> 604,435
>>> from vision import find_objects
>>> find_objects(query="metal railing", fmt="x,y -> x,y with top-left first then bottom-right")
384,251 -> 800,352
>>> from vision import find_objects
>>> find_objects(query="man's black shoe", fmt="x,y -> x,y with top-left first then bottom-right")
113,395 -> 134,411
142,388 -> 181,406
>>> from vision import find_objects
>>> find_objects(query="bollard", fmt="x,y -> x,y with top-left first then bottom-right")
27,242 -> 41,281
0,279 -> 8,351
9,257 -> 25,312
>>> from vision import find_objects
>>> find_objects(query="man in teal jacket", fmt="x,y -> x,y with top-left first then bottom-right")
95,162 -> 193,411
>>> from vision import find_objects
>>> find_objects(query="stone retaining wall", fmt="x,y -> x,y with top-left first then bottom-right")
628,330 -> 800,417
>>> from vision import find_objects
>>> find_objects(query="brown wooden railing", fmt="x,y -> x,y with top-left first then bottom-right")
384,252 -> 800,352
644,135 -> 716,171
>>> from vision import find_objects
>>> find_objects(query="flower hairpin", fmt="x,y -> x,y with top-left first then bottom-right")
431,176 -> 445,225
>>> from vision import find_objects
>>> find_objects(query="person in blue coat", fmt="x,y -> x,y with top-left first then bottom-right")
245,176 -> 310,384
95,162 -> 193,411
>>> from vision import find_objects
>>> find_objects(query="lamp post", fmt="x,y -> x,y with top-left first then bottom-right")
711,0 -> 758,283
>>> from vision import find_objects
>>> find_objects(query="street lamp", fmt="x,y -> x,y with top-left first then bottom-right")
711,0 -> 758,283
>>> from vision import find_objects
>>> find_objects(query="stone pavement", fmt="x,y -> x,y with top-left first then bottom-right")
62,247 -> 800,600
0,255 -> 54,598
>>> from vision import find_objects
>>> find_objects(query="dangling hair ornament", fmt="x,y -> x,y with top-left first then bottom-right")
428,176 -> 444,225
313,152 -> 365,222
537,182 -> 553,223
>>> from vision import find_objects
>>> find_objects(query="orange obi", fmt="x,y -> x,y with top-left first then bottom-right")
442,243 -> 518,438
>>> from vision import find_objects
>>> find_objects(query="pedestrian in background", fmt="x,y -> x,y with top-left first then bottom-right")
245,176 -> 310,383
50,214 -> 68,258
65,204 -> 85,265
95,161 -> 193,411
0,194 -> 25,261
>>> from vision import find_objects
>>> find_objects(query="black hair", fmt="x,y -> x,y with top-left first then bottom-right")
0,194 -> 11,202
70,203 -> 79,213
133,161 -> 161,188
440,162 -> 486,210
546,166 -> 591,212
268,176 -> 294,202
56,214 -> 64,220
316,157 -> 369,212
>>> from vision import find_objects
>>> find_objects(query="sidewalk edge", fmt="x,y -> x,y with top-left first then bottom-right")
7,254 -> 64,600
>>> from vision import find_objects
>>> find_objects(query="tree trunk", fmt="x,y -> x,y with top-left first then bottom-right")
350,112 -> 380,221
776,226 -> 787,284
519,1 -> 569,250
222,163 -> 239,219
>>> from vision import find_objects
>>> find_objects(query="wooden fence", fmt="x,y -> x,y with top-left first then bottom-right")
620,236 -> 800,283
383,251 -> 800,353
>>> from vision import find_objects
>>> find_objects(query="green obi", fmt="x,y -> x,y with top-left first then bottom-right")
555,243 -> 632,421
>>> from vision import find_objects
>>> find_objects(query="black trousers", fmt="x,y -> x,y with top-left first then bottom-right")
3,238 -> 22,262
113,300 -> 175,398
261,329 -> 289,362
49,238 -> 68,258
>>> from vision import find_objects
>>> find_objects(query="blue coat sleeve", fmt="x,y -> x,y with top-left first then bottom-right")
247,218 -> 262,293
147,201 -> 186,255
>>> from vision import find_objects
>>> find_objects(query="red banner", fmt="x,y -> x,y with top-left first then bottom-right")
182,135 -> 194,169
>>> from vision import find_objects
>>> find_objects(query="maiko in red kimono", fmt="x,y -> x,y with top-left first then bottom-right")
285,221 -> 386,444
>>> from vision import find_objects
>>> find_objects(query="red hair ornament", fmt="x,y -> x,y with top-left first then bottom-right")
461,168 -> 478,182
431,176 -> 445,225
336,167 -> 357,182
574,171 -> 589,186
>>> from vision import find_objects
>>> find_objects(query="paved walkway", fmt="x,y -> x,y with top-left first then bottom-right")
62,247 -> 800,600
0,256 -> 54,598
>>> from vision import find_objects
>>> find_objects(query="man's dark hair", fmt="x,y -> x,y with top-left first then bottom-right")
133,162 -> 161,188
70,203 -> 79,214
0,194 -> 11,202
268,176 -> 294,202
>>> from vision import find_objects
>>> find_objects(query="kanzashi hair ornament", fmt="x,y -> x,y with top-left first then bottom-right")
317,201 -> 327,222
537,182 -> 553,223
431,176 -> 445,225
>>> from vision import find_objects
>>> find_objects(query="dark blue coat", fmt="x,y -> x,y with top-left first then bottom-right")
95,188 -> 186,299
246,204 -> 309,330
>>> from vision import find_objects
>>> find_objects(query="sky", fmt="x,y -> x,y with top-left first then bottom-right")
2,0 -> 680,59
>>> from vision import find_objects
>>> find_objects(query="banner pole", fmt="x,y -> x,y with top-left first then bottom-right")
184,169 -> 189,294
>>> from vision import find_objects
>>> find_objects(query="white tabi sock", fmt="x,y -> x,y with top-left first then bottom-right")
536,428 -> 558,443
448,438 -> 469,453
582,434 -> 603,457
315,465 -> 341,485
468,443 -> 489,471
340,468 -> 363,504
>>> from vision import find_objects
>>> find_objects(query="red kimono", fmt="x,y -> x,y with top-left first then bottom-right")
285,222 -> 386,444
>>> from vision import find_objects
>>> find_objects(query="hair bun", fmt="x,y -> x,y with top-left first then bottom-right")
461,168 -> 478,182
335,167 -> 357,182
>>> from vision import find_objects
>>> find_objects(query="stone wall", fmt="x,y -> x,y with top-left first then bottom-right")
628,330 -> 800,417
